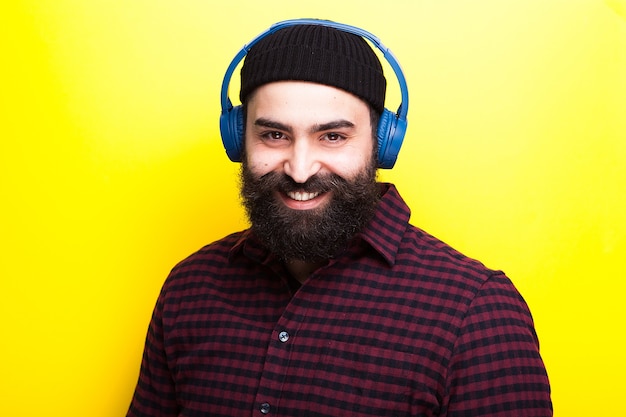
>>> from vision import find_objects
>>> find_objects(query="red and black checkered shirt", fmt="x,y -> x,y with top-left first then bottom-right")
127,183 -> 552,416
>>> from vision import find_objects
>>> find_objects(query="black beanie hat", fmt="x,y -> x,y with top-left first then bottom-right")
240,24 -> 387,113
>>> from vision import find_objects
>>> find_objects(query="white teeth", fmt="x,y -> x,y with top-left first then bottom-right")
287,191 -> 320,201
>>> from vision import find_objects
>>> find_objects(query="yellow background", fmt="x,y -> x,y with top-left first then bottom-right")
1,1 -> 624,415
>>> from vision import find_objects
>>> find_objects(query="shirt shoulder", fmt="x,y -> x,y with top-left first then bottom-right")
160,230 -> 250,292
370,185 -> 529,328
402,223 -> 495,279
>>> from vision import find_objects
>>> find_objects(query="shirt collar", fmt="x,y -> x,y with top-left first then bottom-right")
229,182 -> 411,267
356,183 -> 410,266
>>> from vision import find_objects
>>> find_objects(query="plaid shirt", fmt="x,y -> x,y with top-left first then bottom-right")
127,183 -> 552,417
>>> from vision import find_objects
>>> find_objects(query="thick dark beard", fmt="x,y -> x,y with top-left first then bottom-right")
240,158 -> 380,263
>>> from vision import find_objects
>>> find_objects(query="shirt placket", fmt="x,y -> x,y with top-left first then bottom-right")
252,296 -> 308,416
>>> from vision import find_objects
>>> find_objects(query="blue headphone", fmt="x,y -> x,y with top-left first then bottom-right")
219,18 -> 409,169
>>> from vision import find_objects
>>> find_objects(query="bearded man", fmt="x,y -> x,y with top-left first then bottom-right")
127,21 -> 552,417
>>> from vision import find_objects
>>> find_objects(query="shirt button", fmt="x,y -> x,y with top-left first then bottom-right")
278,331 -> 289,343
260,402 -> 271,414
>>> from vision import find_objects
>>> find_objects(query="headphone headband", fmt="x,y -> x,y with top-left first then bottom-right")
219,18 -> 409,169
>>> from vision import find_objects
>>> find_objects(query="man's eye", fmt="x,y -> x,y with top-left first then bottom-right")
262,131 -> 286,140
325,133 -> 345,142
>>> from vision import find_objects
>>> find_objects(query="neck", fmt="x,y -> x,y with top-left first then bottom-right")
285,259 -> 327,284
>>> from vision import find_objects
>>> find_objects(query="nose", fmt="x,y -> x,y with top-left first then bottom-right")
283,139 -> 321,184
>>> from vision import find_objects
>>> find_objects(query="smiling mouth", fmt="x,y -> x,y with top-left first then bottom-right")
287,191 -> 321,201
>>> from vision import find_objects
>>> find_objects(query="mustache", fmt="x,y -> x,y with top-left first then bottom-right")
243,170 -> 350,196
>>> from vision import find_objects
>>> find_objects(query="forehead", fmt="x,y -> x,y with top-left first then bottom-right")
246,81 -> 370,124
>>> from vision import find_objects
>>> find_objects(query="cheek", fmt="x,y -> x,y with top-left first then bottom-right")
245,148 -> 279,176
331,144 -> 374,176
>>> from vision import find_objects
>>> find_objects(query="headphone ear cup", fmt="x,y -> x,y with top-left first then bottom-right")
376,108 -> 407,169
219,105 -> 245,162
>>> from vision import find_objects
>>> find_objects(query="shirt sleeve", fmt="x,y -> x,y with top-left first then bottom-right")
126,288 -> 179,417
443,271 -> 553,417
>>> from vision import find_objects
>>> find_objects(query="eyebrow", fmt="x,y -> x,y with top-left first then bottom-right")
312,120 -> 355,133
253,118 -> 355,134
254,118 -> 292,133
